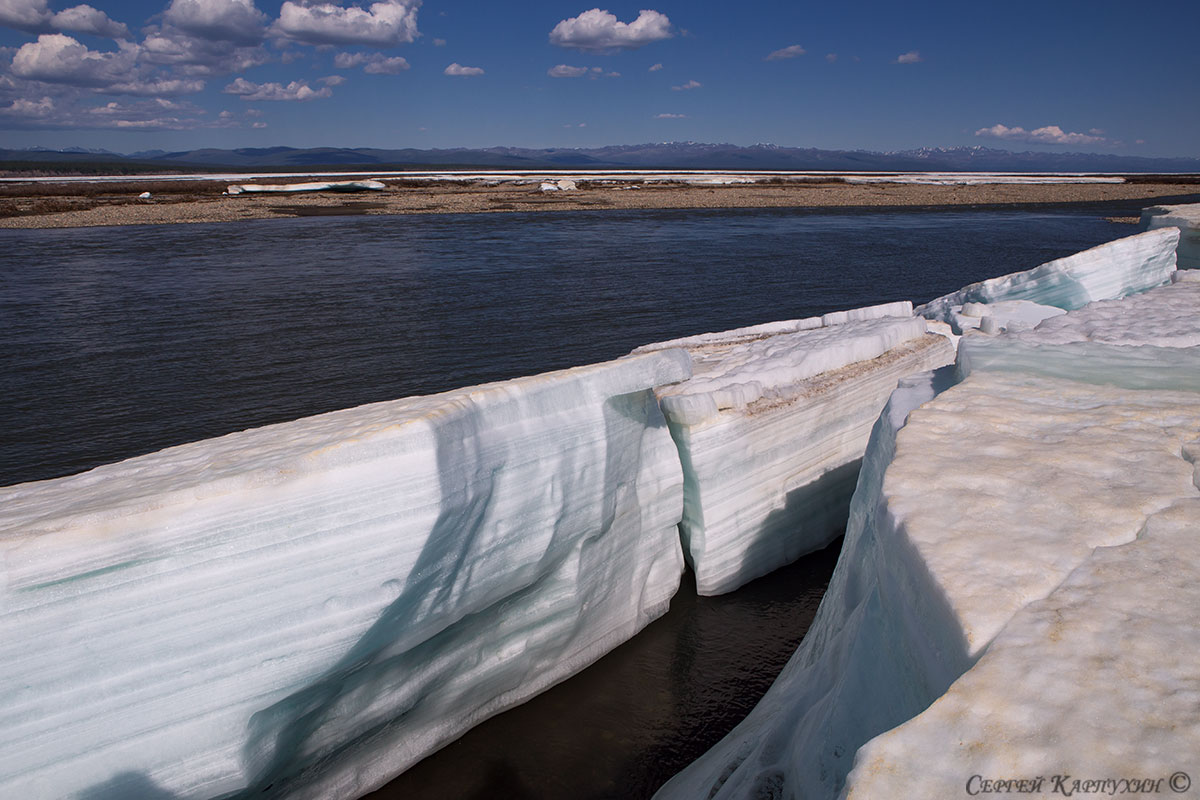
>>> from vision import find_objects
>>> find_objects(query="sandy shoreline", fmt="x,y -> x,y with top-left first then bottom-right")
2,178 -> 1198,229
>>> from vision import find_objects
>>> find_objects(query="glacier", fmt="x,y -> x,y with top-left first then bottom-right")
658,232 -> 1200,800
635,304 -> 954,595
1141,202 -> 1200,269
0,351 -> 691,800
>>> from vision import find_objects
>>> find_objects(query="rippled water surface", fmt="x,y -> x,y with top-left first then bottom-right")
0,203 -> 1159,487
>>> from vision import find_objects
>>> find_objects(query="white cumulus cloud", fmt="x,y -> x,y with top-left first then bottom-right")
10,33 -> 136,86
648,62 -> 662,71
2,95 -> 54,116
0,0 -> 128,38
164,0 -> 266,45
0,91 -> 232,129
223,76 -> 332,100
444,62 -> 482,76
975,123 -> 1108,146
549,8 -> 671,52
671,79 -> 700,91
765,44 -> 804,61
140,26 -> 269,75
272,0 -> 419,47
364,54 -> 408,73
655,112 -> 685,118
52,4 -> 129,37
548,64 -> 588,77
108,76 -> 206,95
334,51 -> 409,73
0,0 -> 52,30
895,50 -> 922,64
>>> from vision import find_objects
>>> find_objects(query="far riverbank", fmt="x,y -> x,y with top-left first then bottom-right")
2,176 -> 1198,229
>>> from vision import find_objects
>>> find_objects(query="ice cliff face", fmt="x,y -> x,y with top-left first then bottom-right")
658,234 -> 1199,800
0,351 -> 691,800
636,304 -> 954,595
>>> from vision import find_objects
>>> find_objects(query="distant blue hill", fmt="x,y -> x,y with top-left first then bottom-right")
3,142 -> 1200,173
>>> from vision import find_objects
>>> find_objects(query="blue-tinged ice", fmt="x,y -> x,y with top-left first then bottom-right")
916,228 -> 1179,322
0,350 -> 690,800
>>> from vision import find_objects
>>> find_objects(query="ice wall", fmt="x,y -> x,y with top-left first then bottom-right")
659,270 -> 1200,800
0,350 -> 690,800
636,304 -> 955,595
916,228 -> 1179,323
1141,202 -> 1200,269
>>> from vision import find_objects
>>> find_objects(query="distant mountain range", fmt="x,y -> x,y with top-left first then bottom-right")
4,142 -> 1200,174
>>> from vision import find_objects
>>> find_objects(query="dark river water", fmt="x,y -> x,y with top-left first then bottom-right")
1,198 -> 1185,799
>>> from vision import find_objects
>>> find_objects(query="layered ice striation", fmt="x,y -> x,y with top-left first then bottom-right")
0,350 -> 691,800
1141,202 -> 1200,269
916,228 -> 1179,324
659,257 -> 1200,800
636,302 -> 955,596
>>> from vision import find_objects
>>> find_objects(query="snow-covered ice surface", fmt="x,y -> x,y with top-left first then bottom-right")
636,304 -> 954,596
999,280 -> 1200,348
659,260 -> 1200,799
0,350 -> 691,800
844,374 -> 1200,798
946,298 -> 1064,335
224,180 -> 386,195
916,229 -> 1179,322
1141,202 -> 1200,269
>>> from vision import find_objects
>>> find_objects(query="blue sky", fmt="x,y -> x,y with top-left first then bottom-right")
1,0 -> 1197,156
